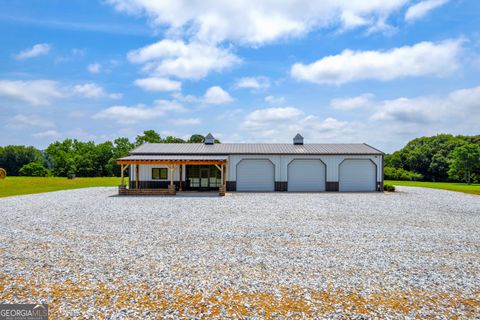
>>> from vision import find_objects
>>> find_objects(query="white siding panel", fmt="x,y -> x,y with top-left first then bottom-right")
339,159 -> 376,192
288,159 -> 326,191
280,154 -> 381,182
129,164 -> 183,181
236,159 -> 275,191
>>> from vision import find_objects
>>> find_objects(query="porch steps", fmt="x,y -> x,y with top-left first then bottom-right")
118,185 -> 176,196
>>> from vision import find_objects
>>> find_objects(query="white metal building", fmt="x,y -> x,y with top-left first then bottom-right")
117,133 -> 384,195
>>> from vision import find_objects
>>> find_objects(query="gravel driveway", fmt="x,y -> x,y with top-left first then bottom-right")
1,187 -> 479,318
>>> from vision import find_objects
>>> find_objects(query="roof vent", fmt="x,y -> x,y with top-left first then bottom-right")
293,133 -> 304,145
204,133 -> 215,145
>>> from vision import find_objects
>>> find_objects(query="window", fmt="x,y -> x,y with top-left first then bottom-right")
152,168 -> 168,180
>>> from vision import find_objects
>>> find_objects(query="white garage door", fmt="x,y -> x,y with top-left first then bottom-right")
339,159 -> 376,192
237,159 -> 275,191
288,159 -> 326,192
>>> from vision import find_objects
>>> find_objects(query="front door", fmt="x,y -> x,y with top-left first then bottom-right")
200,168 -> 210,189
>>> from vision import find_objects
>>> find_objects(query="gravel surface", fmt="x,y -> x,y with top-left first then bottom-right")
1,186 -> 479,318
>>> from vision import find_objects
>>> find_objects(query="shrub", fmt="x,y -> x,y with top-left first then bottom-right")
18,162 -> 50,177
384,166 -> 423,181
384,183 -> 395,192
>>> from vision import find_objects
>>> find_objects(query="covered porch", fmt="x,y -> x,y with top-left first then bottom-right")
116,155 -> 228,196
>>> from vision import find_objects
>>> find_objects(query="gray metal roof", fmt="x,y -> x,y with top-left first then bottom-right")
118,155 -> 228,161
129,143 -> 383,155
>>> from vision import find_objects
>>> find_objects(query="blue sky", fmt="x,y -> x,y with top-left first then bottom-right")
0,0 -> 479,152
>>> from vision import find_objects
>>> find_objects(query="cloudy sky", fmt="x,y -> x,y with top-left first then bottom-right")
1,0 -> 479,152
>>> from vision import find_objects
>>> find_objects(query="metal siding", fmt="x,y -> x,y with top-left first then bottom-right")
236,159 -> 275,191
229,154 -> 381,183
339,159 -> 376,192
287,159 -> 326,191
129,156 -> 382,187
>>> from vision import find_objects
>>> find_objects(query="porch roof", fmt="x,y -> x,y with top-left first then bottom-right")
116,155 -> 228,165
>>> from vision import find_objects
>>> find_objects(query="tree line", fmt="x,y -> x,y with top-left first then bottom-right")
1,131 -> 479,183
385,134 -> 480,184
0,130 -> 216,178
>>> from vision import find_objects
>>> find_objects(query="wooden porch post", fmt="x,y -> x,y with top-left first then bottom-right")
220,164 -> 224,186
170,165 -> 174,186
120,164 -> 125,186
179,165 -> 183,191
120,164 -> 130,187
135,164 -> 139,189
224,162 -> 228,188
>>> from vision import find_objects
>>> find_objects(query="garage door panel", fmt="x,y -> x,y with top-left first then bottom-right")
339,159 -> 376,192
288,159 -> 325,192
237,159 -> 274,191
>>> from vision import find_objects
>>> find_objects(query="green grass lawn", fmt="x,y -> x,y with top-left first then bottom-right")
386,180 -> 480,195
0,176 -> 126,198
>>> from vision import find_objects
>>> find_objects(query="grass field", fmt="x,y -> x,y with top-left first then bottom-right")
386,180 -> 480,195
0,176 -> 124,198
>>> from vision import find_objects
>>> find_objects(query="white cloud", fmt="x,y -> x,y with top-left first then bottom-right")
72,48 -> 86,56
87,63 -> 101,74
405,0 -> 448,22
93,105 -> 158,124
170,118 -> 201,125
340,11 -> 369,30
235,76 -> 270,89
66,128 -> 96,140
8,114 -> 55,128
0,80 -> 122,106
171,86 -> 234,105
73,83 -> 122,99
203,86 -> 233,104
243,107 -> 304,129
15,43 -> 50,59
242,106 -> 354,141
153,99 -> 186,112
291,39 -> 462,84
107,1 -> 409,45
134,77 -> 181,92
330,93 -> 374,110
265,95 -> 286,106
33,130 -> 60,139
0,80 -> 64,106
93,99 -> 185,124
127,39 -> 240,80
295,116 -> 350,136
370,86 -> 480,125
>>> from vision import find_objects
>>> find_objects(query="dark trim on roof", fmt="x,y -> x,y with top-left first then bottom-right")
362,143 -> 385,155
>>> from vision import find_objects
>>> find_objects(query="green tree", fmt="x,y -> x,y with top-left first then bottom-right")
135,130 -> 162,146
19,162 -> 50,177
385,134 -> 471,181
448,144 -> 480,184
45,139 -> 75,176
107,137 -> 135,176
163,136 -> 186,143
384,167 -> 423,181
429,153 -> 450,182
95,141 -> 114,176
0,145 -> 44,175
188,134 -> 205,143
